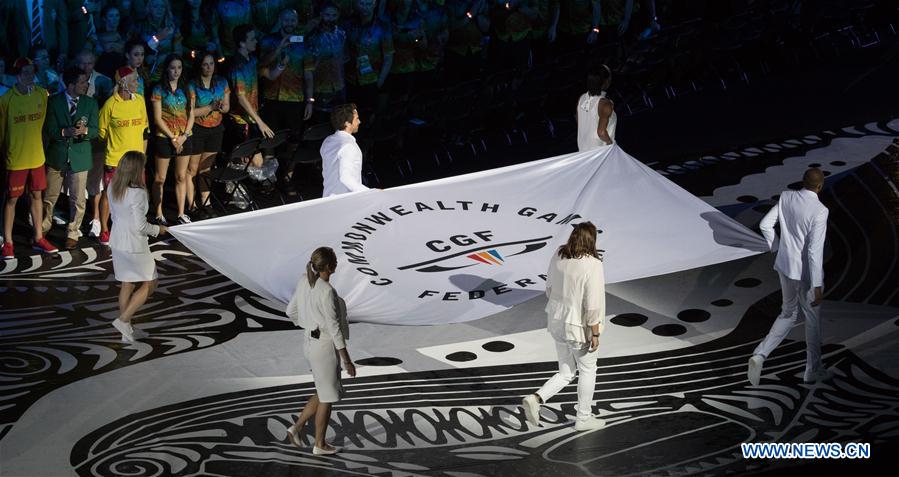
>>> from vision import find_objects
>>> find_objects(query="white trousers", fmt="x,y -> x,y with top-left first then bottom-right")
536,340 -> 599,420
753,272 -> 823,380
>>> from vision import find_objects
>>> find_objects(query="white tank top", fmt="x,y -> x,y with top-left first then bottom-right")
576,91 -> 617,152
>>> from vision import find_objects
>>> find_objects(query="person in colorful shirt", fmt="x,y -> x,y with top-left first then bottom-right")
130,0 -> 184,75
346,0 -> 394,117
150,54 -> 195,226
187,52 -> 230,211
260,9 -> 316,135
0,58 -> 58,259
388,0 -> 423,98
181,0 -> 219,54
309,2 -> 349,113
550,0 -> 601,49
445,0 -> 490,83
124,40 -> 150,97
210,0 -> 253,56
491,0 -> 539,71
228,24 -> 278,141
97,66 -> 149,246
416,1 -> 449,84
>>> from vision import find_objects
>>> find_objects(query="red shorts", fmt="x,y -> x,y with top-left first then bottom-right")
7,166 -> 47,198
103,166 -> 117,189
102,165 -> 147,189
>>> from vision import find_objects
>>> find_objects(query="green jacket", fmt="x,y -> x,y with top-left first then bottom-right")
43,92 -> 99,173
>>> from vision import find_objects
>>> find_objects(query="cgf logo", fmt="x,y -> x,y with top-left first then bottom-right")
398,230 -> 552,273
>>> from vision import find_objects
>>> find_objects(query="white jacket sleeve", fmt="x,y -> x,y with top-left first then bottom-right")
759,202 -> 779,252
286,279 -> 301,327
337,145 -> 369,193
806,208 -> 828,288
582,260 -> 606,331
131,191 -> 160,238
320,286 -> 347,350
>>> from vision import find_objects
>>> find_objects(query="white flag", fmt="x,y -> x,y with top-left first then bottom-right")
170,145 -> 768,325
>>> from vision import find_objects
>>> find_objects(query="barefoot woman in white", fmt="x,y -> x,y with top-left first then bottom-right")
285,246 -> 356,455
576,64 -> 616,152
522,222 -> 607,431
109,151 -> 168,342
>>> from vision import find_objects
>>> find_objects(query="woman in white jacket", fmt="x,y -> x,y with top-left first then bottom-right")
108,151 -> 168,343
285,246 -> 356,455
522,222 -> 607,431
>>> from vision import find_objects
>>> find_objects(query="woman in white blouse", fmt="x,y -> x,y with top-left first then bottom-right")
522,222 -> 607,431
576,65 -> 616,152
285,247 -> 356,455
108,151 -> 168,343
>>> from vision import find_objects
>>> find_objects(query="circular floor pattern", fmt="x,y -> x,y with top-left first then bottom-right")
711,299 -> 733,307
446,351 -> 478,362
355,357 -> 403,366
734,278 -> 762,288
831,160 -> 847,166
610,313 -> 649,327
652,324 -> 688,337
482,341 -> 515,352
737,195 -> 758,203
677,309 -> 711,323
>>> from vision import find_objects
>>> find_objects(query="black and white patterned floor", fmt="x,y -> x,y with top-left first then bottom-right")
1,120 -> 898,476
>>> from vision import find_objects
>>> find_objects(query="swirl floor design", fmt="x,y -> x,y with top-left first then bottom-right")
1,120 -> 898,476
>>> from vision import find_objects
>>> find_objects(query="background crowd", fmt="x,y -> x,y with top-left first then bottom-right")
1,0 -> 895,260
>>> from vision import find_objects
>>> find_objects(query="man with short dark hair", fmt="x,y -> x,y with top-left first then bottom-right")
320,103 -> 366,197
42,66 -> 99,250
748,168 -> 830,386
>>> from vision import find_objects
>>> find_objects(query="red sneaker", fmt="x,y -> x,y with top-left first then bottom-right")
100,230 -> 110,246
32,237 -> 59,253
2,242 -> 13,260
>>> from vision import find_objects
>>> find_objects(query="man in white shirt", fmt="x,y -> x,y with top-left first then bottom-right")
748,168 -> 829,386
321,103 -> 368,197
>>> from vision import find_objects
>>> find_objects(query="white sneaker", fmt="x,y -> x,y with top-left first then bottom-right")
522,394 -> 541,426
112,318 -> 134,343
748,354 -> 764,386
89,219 -> 101,238
574,416 -> 606,431
52,214 -> 67,225
131,327 -> 149,340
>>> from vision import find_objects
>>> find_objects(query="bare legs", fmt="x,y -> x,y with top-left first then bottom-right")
117,279 -> 158,324
153,155 -> 190,220
291,394 -> 335,450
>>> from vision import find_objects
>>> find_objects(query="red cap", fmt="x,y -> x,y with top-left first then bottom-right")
11,57 -> 35,75
115,66 -> 135,82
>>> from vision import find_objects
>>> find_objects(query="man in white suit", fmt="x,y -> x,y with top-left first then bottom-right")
320,103 -> 368,197
748,168 -> 829,386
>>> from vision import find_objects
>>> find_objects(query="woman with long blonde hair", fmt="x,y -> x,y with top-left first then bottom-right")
522,222 -> 607,431
108,151 -> 168,343
285,246 -> 356,455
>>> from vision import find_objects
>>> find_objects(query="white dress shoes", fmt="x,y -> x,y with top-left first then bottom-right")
522,394 -> 541,427
747,354 -> 764,386
112,319 -> 134,343
574,416 -> 606,431
312,444 -> 340,455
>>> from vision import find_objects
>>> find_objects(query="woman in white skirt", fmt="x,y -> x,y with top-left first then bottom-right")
576,65 -> 617,152
285,246 -> 356,455
522,222 -> 607,431
108,151 -> 168,342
